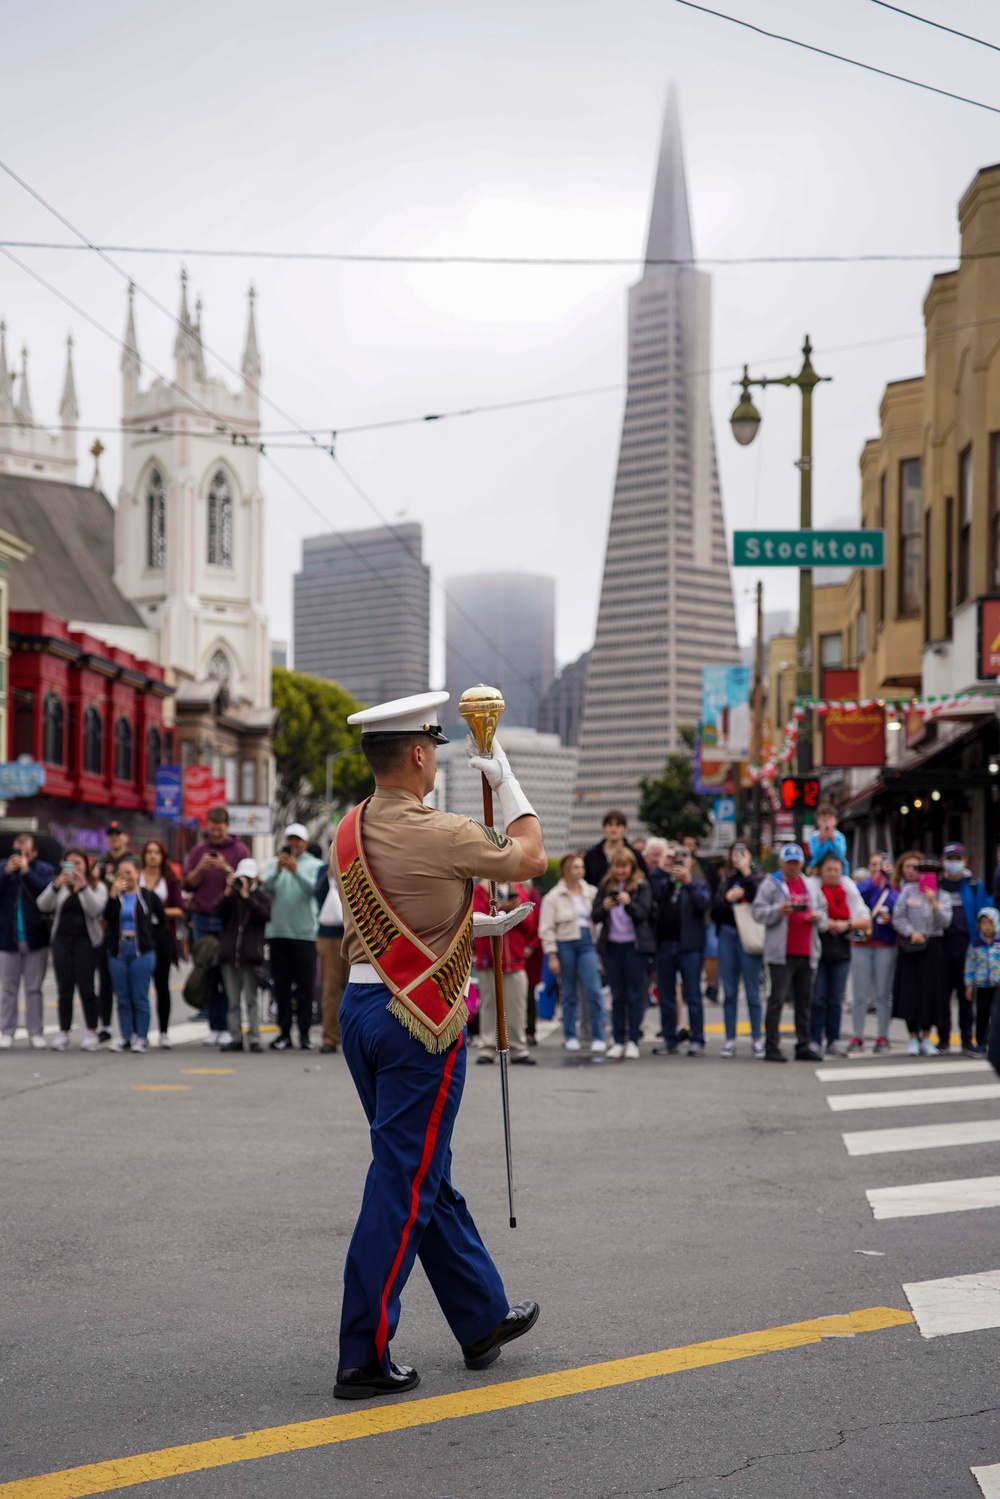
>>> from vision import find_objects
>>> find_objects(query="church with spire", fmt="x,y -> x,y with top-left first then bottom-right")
568,88 -> 741,841
0,277 -> 274,851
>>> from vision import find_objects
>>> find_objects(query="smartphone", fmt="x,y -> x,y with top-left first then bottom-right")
280,844 -> 292,856
789,899 -> 809,912
918,872 -> 937,894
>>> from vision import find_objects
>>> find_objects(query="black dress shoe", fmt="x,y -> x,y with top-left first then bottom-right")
220,1040 -> 244,1052
462,1299 -> 540,1370
764,1049 -> 788,1063
475,1053 -> 495,1065
249,1041 -> 263,1053
651,1044 -> 678,1056
320,1043 -> 338,1054
510,1055 -> 536,1066
334,1362 -> 420,1400
795,1046 -> 822,1061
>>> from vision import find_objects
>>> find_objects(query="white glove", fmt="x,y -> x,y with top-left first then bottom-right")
473,904 -> 532,940
466,736 -> 536,831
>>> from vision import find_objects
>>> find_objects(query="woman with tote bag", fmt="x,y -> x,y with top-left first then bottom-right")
711,843 -> 765,1057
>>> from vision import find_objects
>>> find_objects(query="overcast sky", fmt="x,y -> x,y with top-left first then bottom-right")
3,0 -> 1000,682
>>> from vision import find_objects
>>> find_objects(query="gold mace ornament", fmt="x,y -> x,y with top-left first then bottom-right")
458,683 -> 505,755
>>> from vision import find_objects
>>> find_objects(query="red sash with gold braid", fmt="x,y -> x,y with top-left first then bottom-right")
335,799 -> 473,1053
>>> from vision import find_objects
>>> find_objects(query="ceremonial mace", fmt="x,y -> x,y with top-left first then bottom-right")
459,683 -> 517,1229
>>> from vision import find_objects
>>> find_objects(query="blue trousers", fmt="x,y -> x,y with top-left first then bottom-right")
655,940 -> 705,1046
338,983 -> 509,1373
556,930 -> 606,1042
718,924 -> 763,1041
810,958 -> 851,1047
603,940 -> 645,1044
108,939 -> 155,1041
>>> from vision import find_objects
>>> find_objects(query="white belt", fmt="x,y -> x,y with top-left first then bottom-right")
348,962 -> 471,996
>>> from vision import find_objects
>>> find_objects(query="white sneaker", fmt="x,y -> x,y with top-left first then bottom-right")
590,1039 -> 607,1054
29,1034 -> 47,1050
0,1032 -> 11,1049
158,1032 -> 172,1048
720,1039 -> 736,1058
606,1042 -> 625,1060
50,1031 -> 71,1051
752,1038 -> 765,1057
826,1041 -> 845,1058
132,1037 -> 148,1053
920,1038 -> 939,1057
624,1041 -> 640,1059
111,1037 -> 131,1052
81,1031 -> 100,1052
202,1031 -> 221,1046
217,1031 -> 233,1046
564,1036 -> 581,1052
907,1037 -> 921,1056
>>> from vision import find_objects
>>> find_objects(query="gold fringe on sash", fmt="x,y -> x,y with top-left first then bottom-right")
386,993 -> 470,1053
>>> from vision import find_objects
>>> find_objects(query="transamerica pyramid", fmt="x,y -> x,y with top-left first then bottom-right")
568,88 -> 740,842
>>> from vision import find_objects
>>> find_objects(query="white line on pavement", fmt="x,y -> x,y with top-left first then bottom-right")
867,1176 -> 1000,1220
828,1084 -> 1000,1113
843,1120 -> 1000,1156
972,1463 -> 1000,1497
903,1268 -> 1000,1339
816,1061 -> 990,1084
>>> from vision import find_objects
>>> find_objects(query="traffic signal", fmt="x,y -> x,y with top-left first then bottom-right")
779,776 -> 821,810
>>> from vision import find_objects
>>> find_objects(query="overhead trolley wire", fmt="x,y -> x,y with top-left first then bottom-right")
868,1 -> 1000,56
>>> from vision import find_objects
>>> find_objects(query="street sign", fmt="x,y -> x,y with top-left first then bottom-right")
712,796 -> 737,847
154,766 -> 182,825
226,805 -> 274,837
733,530 -> 885,567
0,760 -> 45,799
779,776 -> 821,811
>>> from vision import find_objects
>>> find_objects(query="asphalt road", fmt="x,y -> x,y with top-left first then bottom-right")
4,1009 -> 1000,1498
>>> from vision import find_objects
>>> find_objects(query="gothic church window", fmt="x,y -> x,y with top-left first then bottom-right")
42,691 -> 64,766
207,469 -> 233,568
147,468 -> 167,570
115,717 -> 132,782
206,648 -> 231,687
83,706 -> 102,776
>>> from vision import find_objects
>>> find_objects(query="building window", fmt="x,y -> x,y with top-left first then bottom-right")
146,467 -> 166,570
206,648 -> 231,688
240,758 -> 256,802
923,509 -> 932,645
180,739 -> 194,769
958,445 -> 973,605
13,689 -> 34,759
83,706 -> 102,776
224,757 -> 238,802
877,471 -> 886,627
42,690 -> 64,766
164,727 -> 175,763
857,610 -> 867,660
898,459 -> 922,617
146,724 -> 161,785
206,469 -> 233,568
114,717 -> 132,782
819,633 -> 843,670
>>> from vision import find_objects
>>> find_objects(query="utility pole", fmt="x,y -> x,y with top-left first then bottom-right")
751,579 -> 764,854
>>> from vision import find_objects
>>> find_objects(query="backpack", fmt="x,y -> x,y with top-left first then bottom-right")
183,933 -> 219,1010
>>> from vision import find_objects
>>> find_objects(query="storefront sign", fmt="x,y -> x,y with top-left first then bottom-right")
226,805 -> 273,837
0,760 -> 45,798
154,766 -> 182,826
978,596 -> 1000,678
823,705 -> 886,768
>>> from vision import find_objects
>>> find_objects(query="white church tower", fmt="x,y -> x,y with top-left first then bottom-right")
115,274 -> 270,712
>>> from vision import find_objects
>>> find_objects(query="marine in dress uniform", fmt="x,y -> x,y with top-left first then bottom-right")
333,691 -> 547,1400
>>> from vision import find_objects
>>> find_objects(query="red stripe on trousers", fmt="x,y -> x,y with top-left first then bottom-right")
374,1041 -> 460,1362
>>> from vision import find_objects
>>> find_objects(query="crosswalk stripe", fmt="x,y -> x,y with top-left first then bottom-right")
828,1083 -> 1000,1113
816,1061 -> 989,1084
867,1176 -> 1000,1220
972,1462 -> 1000,1497
843,1119 -> 1000,1156
903,1268 -> 1000,1338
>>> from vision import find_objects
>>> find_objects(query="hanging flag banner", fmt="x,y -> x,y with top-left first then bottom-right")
154,765 -> 182,826
701,666 -> 751,760
823,704 -> 886,768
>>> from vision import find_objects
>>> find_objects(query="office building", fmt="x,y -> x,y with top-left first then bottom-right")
569,88 -> 740,841
436,726 -> 577,854
538,649 -> 589,747
294,523 -> 429,705
444,572 -> 555,728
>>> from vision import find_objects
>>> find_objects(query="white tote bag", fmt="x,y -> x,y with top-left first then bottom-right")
733,901 -> 765,956
319,879 -> 343,928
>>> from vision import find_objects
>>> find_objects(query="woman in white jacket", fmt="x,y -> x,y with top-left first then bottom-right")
37,848 -> 108,1051
539,854 -> 607,1054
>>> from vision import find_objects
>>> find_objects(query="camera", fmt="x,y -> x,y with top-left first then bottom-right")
917,857 -> 942,874
789,898 -> 809,912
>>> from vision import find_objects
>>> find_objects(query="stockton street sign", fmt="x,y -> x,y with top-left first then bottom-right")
733,530 -> 885,567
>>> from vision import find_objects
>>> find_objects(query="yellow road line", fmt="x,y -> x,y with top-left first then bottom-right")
180,1068 -> 236,1076
128,1085 -> 191,1093
0,1306 -> 912,1499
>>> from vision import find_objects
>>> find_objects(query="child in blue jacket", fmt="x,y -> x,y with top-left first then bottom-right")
964,906 -> 1000,1060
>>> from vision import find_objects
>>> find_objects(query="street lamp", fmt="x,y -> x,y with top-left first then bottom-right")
730,335 -> 830,776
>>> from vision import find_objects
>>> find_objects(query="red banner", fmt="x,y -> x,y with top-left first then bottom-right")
980,597 -> 1000,678
823,705 -> 886,767
183,766 -> 227,824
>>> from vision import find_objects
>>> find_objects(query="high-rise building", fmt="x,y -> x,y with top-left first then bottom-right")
538,649 -> 590,747
436,727 -> 578,854
294,523 -> 429,705
569,89 -> 740,842
444,572 -> 555,728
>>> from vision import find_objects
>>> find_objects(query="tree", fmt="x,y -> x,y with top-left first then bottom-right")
637,725 -> 712,841
271,668 -> 373,827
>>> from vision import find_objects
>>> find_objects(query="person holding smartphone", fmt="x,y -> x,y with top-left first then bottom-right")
183,807 -> 251,1045
892,850 -> 951,1056
105,857 -> 165,1052
213,858 -> 271,1052
752,844 -> 827,1062
37,848 -> 108,1050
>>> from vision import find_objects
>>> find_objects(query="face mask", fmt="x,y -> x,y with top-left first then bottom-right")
944,860 -> 964,878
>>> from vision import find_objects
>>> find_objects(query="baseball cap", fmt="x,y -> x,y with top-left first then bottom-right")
284,823 -> 309,841
106,820 -> 125,835
235,858 -> 258,879
943,842 -> 967,859
780,843 -> 805,863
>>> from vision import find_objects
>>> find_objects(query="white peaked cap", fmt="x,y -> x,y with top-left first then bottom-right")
347,691 -> 450,744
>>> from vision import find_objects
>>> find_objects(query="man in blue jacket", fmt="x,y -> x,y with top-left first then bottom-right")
938,842 -> 989,1055
649,847 -> 711,1056
0,834 -> 54,1048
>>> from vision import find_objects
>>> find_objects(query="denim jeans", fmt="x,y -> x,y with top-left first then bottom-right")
718,923 -> 763,1041
192,911 -> 227,1032
810,958 -> 851,1047
655,940 -> 704,1047
603,941 -> 645,1044
108,938 -> 155,1041
850,943 -> 897,1039
556,930 -> 606,1043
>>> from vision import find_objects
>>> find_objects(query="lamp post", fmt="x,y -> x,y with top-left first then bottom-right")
730,335 -> 831,778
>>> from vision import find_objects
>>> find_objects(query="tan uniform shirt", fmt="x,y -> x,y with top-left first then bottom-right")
341,786 -> 523,964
